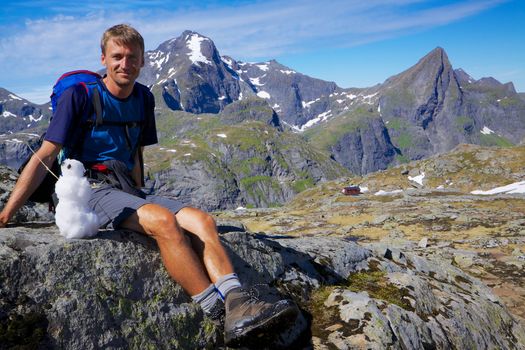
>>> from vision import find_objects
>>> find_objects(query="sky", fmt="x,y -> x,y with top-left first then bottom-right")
0,0 -> 524,104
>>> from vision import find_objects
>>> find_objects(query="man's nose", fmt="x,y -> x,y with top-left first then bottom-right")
121,57 -> 131,69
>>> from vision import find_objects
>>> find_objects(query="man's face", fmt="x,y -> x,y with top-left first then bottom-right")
101,38 -> 144,90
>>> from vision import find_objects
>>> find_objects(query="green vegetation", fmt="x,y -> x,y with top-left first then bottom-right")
454,116 -> 473,132
304,108 -> 379,151
307,286 -> 341,338
386,118 -> 408,131
347,270 -> 414,311
395,133 -> 413,149
291,178 -> 315,193
395,154 -> 410,164
479,133 -> 514,148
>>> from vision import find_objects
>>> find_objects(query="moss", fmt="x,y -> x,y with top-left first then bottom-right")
240,175 -> 273,188
307,286 -> 341,339
395,133 -> 413,149
231,157 -> 268,176
386,118 -> 408,131
498,97 -> 521,108
395,154 -> 410,164
454,115 -> 473,132
304,108 -> 378,151
346,271 -> 414,311
479,133 -> 514,148
291,178 -> 315,193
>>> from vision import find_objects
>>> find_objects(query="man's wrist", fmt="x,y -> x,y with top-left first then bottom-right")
0,211 -> 10,227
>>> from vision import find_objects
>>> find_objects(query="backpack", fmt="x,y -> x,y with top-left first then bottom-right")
18,70 -> 103,206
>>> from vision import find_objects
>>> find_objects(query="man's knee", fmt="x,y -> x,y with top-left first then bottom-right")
138,204 -> 186,243
177,207 -> 219,241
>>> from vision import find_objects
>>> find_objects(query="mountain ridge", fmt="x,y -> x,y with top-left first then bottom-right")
1,31 -> 524,203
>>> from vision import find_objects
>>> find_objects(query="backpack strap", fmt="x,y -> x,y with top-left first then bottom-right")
91,85 -> 103,127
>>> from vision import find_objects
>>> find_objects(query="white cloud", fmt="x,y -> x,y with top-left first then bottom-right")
0,0 -> 509,103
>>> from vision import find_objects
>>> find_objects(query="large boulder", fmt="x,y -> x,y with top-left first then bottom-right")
1,224 -> 523,349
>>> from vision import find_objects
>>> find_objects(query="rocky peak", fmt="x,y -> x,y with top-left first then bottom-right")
384,47 -> 455,96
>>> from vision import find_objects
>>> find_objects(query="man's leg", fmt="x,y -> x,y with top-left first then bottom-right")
119,203 -> 212,295
120,203 -> 298,347
175,207 -> 235,283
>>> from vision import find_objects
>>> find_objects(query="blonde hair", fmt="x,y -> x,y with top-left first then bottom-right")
101,24 -> 144,56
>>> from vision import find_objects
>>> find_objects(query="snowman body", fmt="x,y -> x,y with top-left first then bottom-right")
54,159 -> 99,239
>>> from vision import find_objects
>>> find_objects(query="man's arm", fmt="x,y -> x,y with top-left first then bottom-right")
0,140 -> 62,227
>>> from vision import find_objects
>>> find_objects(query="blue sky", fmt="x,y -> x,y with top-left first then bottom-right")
0,0 -> 523,104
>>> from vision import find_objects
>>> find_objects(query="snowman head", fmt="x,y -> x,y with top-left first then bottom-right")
60,159 -> 86,178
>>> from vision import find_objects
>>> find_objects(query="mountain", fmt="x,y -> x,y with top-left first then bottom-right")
138,30 -> 338,126
138,32 -> 525,177
1,32 -> 524,199
303,47 -> 525,174
0,88 -> 50,135
144,100 -> 348,211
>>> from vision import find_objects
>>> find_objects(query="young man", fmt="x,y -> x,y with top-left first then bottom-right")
0,24 -> 298,347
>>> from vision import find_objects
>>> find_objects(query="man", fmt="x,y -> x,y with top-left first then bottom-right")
0,24 -> 298,347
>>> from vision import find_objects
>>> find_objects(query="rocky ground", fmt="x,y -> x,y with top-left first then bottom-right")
2,144 -> 525,349
217,145 -> 525,330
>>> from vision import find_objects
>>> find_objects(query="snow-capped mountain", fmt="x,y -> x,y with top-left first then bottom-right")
0,88 -> 50,135
138,31 -> 339,126
1,31 -> 524,178
139,30 -> 248,113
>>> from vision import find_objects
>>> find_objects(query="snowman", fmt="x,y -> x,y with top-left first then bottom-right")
54,159 -> 100,239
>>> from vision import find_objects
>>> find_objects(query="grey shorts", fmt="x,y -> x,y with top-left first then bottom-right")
89,184 -> 187,229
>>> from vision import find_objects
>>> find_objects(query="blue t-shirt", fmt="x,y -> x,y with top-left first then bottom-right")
46,81 -> 158,170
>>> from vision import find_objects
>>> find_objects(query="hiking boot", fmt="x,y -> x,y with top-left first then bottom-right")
224,287 -> 299,348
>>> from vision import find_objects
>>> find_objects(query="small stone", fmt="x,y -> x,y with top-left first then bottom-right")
418,237 -> 428,248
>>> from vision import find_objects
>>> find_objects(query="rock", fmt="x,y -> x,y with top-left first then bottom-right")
453,252 -> 476,269
1,226 -> 524,349
418,237 -> 428,248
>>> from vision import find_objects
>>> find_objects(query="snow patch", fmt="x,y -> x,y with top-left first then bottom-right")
374,189 -> 403,196
256,63 -> 269,71
280,70 -> 296,75
471,181 -> 525,195
9,94 -> 22,101
408,172 -> 425,186
481,126 -> 494,135
249,76 -> 265,86
2,111 -> 16,118
187,34 -> 212,65
257,91 -> 271,99
302,98 -> 320,108
298,110 -> 333,131
221,56 -> 233,66
29,114 -> 43,122
217,133 -> 227,138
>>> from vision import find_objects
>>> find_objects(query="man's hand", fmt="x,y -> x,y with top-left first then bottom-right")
0,211 -> 9,228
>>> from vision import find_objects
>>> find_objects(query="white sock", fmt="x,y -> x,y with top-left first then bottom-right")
191,283 -> 221,314
215,273 -> 242,300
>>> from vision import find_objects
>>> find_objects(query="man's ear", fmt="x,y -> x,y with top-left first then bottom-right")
101,53 -> 106,66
